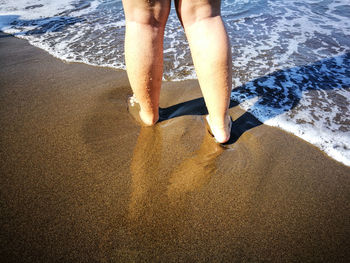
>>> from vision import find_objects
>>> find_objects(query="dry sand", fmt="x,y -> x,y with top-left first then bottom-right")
1,32 -> 349,262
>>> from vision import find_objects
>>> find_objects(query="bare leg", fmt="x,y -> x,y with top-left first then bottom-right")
175,0 -> 232,143
122,0 -> 171,125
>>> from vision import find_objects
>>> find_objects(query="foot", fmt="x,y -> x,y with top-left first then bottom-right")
127,95 -> 158,126
205,114 -> 232,143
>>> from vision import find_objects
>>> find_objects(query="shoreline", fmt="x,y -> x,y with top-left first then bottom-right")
1,32 -> 349,262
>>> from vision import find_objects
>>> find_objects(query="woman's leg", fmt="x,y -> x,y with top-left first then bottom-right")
122,0 -> 171,125
175,0 -> 232,143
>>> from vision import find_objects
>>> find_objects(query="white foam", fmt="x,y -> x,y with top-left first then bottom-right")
69,0 -> 100,17
0,0 -> 75,20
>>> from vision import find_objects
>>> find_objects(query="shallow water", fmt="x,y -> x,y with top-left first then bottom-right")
0,0 -> 349,165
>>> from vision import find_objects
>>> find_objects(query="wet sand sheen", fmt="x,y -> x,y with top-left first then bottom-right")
0,32 -> 349,262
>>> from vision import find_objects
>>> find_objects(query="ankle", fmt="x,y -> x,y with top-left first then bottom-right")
207,114 -> 230,128
139,110 -> 159,126
206,114 -> 231,143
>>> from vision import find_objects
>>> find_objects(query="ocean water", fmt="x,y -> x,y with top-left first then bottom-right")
0,0 -> 349,166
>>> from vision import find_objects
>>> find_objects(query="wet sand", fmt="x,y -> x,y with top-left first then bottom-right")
1,32 -> 349,262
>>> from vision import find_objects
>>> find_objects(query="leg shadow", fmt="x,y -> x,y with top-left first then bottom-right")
223,111 -> 263,146
158,97 -> 261,146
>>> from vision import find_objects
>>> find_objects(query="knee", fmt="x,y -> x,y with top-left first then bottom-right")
177,0 -> 221,27
123,1 -> 170,27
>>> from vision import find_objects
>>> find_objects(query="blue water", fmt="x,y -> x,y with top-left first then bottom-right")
0,0 -> 349,165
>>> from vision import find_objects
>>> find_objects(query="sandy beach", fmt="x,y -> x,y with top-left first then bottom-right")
1,32 -> 349,262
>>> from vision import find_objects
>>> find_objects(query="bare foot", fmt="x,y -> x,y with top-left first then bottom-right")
127,95 -> 158,126
205,114 -> 232,143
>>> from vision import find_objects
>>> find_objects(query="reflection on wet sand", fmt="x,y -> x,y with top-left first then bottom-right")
166,132 -> 224,201
129,120 -> 224,222
126,118 -> 228,259
128,125 -> 163,222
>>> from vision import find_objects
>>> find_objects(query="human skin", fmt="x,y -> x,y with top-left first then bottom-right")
122,0 -> 232,143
